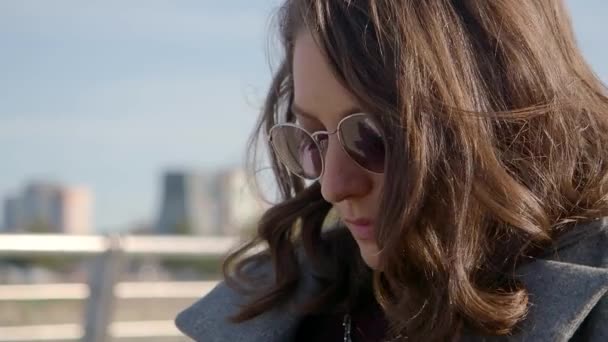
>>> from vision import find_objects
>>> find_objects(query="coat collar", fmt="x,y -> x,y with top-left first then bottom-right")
467,217 -> 608,341
174,257 -> 317,342
175,279 -> 300,341
175,219 -> 608,342
500,258 -> 608,341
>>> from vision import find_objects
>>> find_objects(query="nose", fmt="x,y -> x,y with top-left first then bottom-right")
320,136 -> 372,204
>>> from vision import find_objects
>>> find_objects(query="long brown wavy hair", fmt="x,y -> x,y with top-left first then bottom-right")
223,0 -> 608,340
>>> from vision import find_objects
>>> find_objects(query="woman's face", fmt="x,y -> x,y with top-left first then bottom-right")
292,32 -> 384,269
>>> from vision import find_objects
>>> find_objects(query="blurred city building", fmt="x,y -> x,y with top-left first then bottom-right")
22,183 -> 62,232
156,168 -> 266,236
214,168 -> 266,236
57,186 -> 93,234
2,182 -> 93,234
2,196 -> 23,233
156,172 -> 212,235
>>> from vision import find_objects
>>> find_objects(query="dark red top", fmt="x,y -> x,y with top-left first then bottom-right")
294,300 -> 389,341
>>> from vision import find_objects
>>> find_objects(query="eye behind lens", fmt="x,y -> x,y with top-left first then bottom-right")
339,115 -> 386,174
270,124 -> 323,180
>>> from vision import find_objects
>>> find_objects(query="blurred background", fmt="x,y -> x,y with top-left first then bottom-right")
0,0 -> 606,341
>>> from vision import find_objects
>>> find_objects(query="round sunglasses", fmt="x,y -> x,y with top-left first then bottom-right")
268,113 -> 386,181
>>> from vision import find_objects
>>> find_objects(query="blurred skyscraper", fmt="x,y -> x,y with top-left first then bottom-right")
156,168 -> 265,236
2,182 -> 93,234
57,186 -> 93,234
2,197 -> 23,232
215,168 -> 266,236
22,183 -> 62,232
156,172 -> 212,235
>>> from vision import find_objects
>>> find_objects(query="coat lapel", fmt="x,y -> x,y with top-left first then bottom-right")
175,280 -> 303,342
465,219 -> 608,341
175,256 -> 320,342
509,259 -> 608,341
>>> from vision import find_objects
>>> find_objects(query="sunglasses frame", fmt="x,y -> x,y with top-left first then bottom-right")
268,112 -> 386,181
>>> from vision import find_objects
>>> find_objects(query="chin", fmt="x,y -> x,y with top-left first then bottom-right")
356,239 -> 380,269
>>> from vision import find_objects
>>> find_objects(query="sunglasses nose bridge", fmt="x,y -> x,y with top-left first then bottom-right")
313,130 -> 354,179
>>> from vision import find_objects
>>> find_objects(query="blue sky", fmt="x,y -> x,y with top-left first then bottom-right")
0,1 -> 606,232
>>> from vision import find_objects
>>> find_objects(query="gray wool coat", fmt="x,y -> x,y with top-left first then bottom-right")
175,217 -> 608,341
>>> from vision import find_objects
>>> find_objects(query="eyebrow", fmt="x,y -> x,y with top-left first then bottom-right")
291,103 -> 362,121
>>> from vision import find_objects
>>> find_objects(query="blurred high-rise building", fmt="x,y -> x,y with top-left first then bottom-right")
2,196 -> 23,232
57,186 -> 93,234
2,182 -> 93,234
156,168 -> 266,236
156,171 -> 213,235
215,168 -> 266,236
22,183 -> 62,233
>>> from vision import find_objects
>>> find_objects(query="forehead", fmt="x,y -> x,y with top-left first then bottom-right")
292,32 -> 360,125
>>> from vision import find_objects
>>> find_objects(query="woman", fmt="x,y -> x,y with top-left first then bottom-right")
176,0 -> 608,341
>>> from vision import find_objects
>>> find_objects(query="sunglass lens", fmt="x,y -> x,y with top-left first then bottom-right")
270,126 -> 322,180
339,115 -> 386,173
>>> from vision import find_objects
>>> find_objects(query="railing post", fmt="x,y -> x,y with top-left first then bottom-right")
83,234 -> 125,342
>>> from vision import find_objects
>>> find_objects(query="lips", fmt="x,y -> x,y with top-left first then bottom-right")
343,217 -> 375,241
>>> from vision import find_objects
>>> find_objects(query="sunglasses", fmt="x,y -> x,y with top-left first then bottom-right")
268,113 -> 386,180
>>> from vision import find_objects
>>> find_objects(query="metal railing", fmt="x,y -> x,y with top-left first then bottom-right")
0,234 -> 240,342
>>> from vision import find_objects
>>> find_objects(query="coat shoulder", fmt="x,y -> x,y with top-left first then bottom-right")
552,218 -> 608,341
545,217 -> 608,268
512,217 -> 608,342
464,218 -> 608,342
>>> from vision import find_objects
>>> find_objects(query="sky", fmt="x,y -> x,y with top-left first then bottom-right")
0,1 -> 606,232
